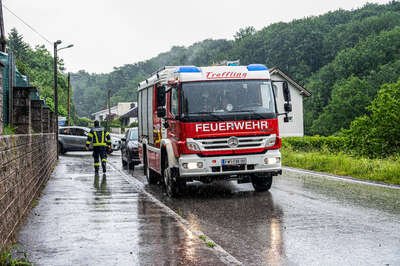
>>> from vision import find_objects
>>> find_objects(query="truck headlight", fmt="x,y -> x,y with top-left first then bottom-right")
186,141 -> 200,151
264,157 -> 280,164
264,134 -> 277,147
182,162 -> 203,169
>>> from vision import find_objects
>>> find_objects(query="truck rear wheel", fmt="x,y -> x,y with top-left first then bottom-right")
146,167 -> 158,185
251,174 -> 273,192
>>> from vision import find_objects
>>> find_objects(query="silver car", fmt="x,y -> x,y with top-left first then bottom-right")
58,126 -> 90,154
58,126 -> 121,154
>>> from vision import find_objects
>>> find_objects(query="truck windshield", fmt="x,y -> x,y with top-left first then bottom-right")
181,80 -> 276,121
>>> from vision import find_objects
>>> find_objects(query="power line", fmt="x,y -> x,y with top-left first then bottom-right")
2,3 -> 52,44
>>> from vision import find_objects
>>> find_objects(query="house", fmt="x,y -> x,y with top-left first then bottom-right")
120,106 -> 138,127
269,67 -> 311,137
91,102 -> 136,122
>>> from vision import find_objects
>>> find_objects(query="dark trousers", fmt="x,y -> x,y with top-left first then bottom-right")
93,146 -> 107,172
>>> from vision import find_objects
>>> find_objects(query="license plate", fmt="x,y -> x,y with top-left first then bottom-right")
221,158 -> 247,165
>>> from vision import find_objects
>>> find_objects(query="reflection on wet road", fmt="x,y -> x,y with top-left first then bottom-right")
17,152 -> 227,265
109,154 -> 400,265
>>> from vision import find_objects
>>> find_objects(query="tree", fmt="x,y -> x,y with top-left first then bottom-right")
346,80 -> 400,157
234,26 -> 256,40
310,77 -> 373,135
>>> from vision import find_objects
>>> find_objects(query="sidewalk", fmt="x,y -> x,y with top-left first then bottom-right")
15,152 -> 227,265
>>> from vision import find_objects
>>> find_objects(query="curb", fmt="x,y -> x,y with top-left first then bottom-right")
108,161 -> 242,265
283,167 -> 400,190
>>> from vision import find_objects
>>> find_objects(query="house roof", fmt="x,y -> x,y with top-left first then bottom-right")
120,107 -> 138,118
269,67 -> 311,97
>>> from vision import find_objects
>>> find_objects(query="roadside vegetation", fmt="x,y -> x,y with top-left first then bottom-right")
0,249 -> 31,266
282,147 -> 400,185
282,79 -> 400,185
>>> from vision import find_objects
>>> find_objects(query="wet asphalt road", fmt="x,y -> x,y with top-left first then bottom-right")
108,152 -> 400,265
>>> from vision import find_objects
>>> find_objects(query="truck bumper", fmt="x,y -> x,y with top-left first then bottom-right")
178,149 -> 281,177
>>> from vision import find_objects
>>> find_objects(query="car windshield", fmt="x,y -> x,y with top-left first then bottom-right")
129,130 -> 138,140
181,80 -> 276,121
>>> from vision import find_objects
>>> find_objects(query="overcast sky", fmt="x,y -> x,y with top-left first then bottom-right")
3,0 -> 391,74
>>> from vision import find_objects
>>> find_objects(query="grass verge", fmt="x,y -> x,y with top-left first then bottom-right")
0,249 -> 31,266
281,148 -> 400,185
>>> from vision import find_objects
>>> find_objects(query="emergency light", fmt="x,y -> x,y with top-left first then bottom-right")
176,66 -> 201,73
247,64 -> 268,71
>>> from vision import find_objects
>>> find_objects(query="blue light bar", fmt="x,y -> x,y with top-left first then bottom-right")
176,66 -> 201,73
247,64 -> 268,71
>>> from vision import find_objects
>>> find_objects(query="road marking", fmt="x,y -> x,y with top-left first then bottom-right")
108,161 -> 242,265
283,167 -> 400,190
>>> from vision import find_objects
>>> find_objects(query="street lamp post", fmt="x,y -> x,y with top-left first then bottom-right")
54,40 -> 73,159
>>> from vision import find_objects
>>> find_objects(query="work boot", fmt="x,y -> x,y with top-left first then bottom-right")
95,166 -> 99,174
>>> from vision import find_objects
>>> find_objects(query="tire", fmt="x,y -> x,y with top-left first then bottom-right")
58,143 -> 66,155
163,162 -> 185,198
251,174 -> 273,192
122,158 -> 128,169
146,167 -> 159,185
129,162 -> 135,171
142,148 -> 148,173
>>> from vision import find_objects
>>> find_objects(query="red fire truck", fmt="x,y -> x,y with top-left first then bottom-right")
137,64 -> 292,197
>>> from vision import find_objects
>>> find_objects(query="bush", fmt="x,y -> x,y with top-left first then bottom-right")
128,121 -> 138,128
345,80 -> 400,158
282,136 -> 348,153
75,117 -> 92,127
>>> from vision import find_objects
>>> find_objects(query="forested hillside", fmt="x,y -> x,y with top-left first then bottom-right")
72,1 -> 400,137
7,28 -> 75,118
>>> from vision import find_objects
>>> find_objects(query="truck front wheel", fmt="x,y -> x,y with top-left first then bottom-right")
163,165 -> 185,198
251,174 -> 273,192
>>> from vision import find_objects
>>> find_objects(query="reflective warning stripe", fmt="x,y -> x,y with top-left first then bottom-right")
101,131 -> 104,144
87,132 -> 93,137
94,131 -> 100,144
101,159 -> 107,162
94,163 -> 100,166
93,143 -> 107,147
86,141 -> 91,145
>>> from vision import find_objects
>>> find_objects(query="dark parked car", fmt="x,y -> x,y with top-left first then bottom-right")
121,128 -> 140,170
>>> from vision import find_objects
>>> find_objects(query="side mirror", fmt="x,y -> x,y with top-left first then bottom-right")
121,137 -> 126,142
283,81 -> 291,102
157,106 -> 166,118
284,102 -> 292,112
157,85 -> 166,107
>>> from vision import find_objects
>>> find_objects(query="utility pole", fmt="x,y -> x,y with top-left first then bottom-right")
67,73 -> 71,126
107,89 -> 111,131
0,0 -> 6,52
54,40 -> 61,159
53,41 -> 73,158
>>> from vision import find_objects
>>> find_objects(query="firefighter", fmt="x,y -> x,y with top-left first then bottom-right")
86,120 -> 111,174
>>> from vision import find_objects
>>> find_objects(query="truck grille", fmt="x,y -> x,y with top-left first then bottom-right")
190,134 -> 276,151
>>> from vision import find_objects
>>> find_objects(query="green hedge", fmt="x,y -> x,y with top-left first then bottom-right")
282,136 -> 349,153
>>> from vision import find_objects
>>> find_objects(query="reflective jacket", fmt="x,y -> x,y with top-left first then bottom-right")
86,127 -> 111,148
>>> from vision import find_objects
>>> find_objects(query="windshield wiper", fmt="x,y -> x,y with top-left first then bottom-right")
189,111 -> 225,121
230,110 -> 269,120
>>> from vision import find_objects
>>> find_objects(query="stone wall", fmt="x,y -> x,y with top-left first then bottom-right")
0,65 -> 3,135
0,133 -> 57,250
